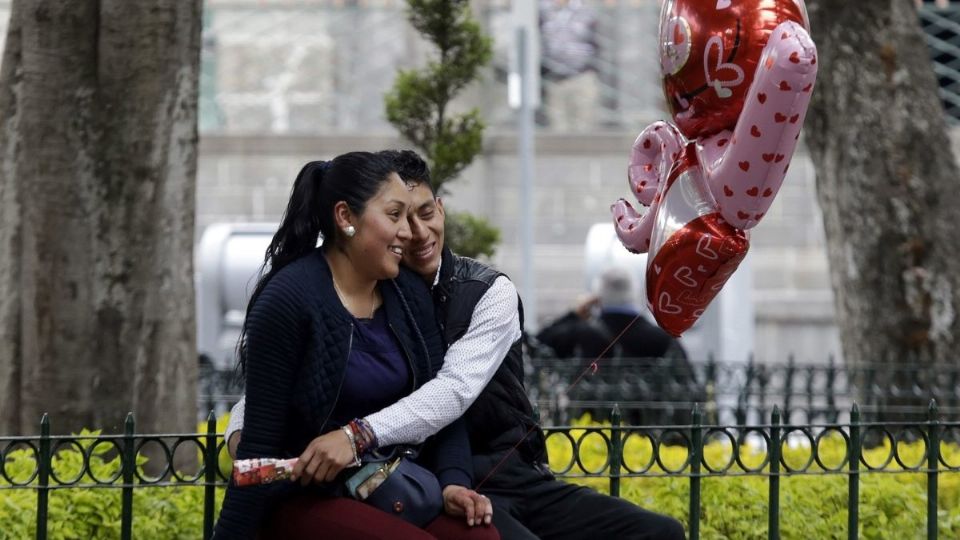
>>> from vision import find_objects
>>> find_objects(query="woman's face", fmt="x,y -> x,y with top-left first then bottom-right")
347,172 -> 413,280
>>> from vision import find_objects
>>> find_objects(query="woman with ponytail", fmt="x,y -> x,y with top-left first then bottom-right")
214,152 -> 497,540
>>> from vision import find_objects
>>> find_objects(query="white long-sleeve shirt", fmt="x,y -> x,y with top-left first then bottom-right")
225,275 -> 522,447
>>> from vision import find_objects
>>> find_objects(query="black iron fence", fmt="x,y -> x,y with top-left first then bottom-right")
0,413 -> 228,540
525,356 -> 960,427
199,355 -> 960,427
3,406 -> 959,540
919,1 -> 960,121
547,403 -> 960,540
197,354 -> 242,418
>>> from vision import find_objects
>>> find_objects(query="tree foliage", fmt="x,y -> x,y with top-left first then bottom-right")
444,210 -> 501,260
385,0 -> 499,258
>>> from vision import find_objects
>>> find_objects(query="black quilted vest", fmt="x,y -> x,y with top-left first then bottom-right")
433,248 -> 547,465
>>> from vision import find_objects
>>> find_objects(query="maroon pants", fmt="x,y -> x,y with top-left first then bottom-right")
264,495 -> 500,540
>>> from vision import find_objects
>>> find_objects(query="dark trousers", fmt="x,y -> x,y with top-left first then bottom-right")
475,453 -> 684,540
264,494 -> 500,540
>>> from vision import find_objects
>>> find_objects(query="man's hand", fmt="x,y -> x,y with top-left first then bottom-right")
574,294 -> 600,320
441,485 -> 493,527
291,429 -> 356,485
227,431 -> 241,460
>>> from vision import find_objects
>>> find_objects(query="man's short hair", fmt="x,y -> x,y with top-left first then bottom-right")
595,266 -> 637,308
379,149 -> 435,194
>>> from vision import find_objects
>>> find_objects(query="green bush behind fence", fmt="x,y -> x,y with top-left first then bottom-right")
2,406 -> 959,539
547,412 -> 960,539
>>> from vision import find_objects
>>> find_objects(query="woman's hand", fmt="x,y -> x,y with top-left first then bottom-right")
291,429 -> 356,485
441,485 -> 493,527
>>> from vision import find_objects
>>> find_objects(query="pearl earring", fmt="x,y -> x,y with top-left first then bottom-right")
343,225 -> 356,237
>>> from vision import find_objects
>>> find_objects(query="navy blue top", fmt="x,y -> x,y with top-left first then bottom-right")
329,307 -> 412,427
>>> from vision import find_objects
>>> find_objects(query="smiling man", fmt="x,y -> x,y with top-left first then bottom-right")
227,150 -> 684,540
382,151 -> 683,540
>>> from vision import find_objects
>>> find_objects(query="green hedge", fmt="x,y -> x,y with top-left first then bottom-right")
3,416 -> 959,539
547,415 -> 960,539
0,423 -> 229,540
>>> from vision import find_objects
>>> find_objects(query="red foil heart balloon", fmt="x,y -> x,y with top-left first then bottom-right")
645,144 -> 749,336
660,0 -> 809,138
614,0 -> 816,335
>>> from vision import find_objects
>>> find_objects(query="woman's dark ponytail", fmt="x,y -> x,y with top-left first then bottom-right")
264,160 -> 328,275
236,160 -> 326,376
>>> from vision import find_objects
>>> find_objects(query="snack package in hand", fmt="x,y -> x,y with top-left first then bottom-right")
232,457 -> 298,487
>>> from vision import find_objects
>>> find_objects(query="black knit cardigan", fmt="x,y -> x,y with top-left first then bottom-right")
214,249 -> 463,538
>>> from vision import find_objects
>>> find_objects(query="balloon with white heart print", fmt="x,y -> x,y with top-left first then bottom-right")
611,0 -> 817,334
659,0 -> 812,139
642,143 -> 748,336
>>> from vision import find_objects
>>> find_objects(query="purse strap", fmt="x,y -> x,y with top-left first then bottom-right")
365,444 -> 421,463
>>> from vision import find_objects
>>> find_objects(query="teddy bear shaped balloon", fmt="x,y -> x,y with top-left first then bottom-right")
611,0 -> 818,336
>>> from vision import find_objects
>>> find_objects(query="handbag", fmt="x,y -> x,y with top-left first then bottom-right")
344,447 -> 443,528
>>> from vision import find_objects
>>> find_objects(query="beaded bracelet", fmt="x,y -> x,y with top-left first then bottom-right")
348,418 -> 378,456
359,418 -> 378,452
340,425 -> 362,467
347,420 -> 368,455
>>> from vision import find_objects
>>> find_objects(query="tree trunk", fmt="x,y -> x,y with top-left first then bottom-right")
0,1 -> 201,435
805,0 -> 960,419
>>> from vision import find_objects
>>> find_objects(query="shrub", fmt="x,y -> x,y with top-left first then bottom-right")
384,0 -> 500,259
4,414 -> 957,538
547,414 -> 960,539
0,426 -> 227,540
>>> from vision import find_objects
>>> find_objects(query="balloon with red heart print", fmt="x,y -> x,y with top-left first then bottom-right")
611,0 -> 817,335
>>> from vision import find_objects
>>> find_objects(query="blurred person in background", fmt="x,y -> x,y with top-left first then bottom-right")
537,267 -> 703,426
539,0 -> 600,130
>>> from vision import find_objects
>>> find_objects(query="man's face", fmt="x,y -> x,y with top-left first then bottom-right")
402,182 -> 445,280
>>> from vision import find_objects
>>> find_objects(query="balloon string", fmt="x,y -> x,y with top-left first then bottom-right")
475,311 -> 645,491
